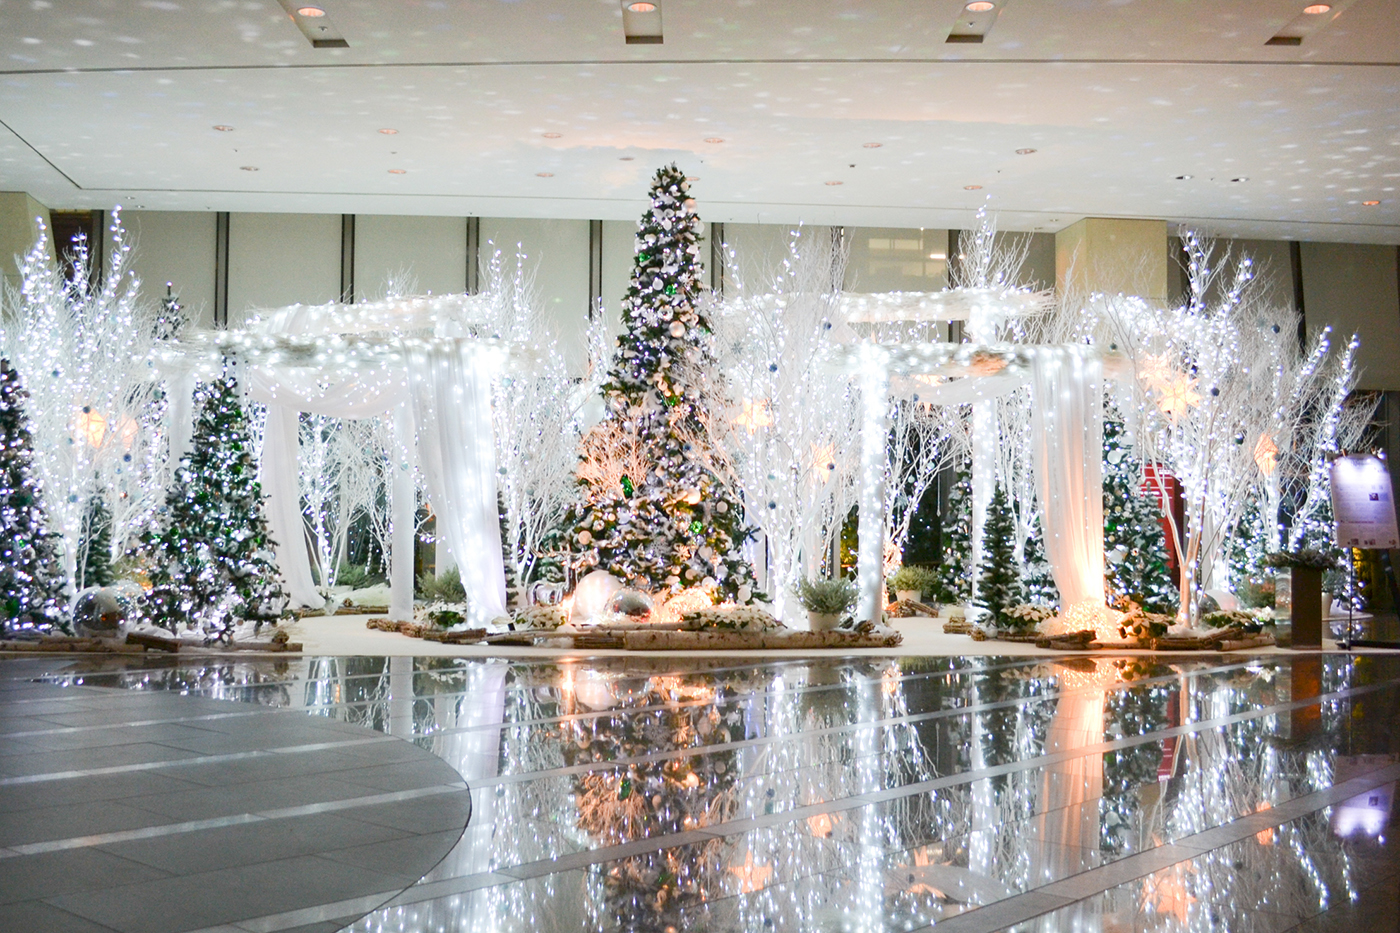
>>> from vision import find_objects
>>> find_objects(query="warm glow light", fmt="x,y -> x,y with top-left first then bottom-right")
627,1 -> 657,11
1255,801 -> 1276,844
296,6 -> 325,16
1047,599 -> 1125,642
1363,200 -> 1381,206
965,0 -> 995,10
1253,433 -> 1279,476
733,399 -> 774,434
74,410 -> 107,448
729,851 -> 773,893
1302,3 -> 1331,13
1155,373 -> 1202,420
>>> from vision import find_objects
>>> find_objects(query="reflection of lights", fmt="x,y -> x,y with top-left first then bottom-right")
1044,598 -> 1124,641
74,409 -> 107,447
1331,784 -> 1394,838
807,812 -> 837,837
733,398 -> 774,434
1255,801 -> 1275,844
729,850 -> 773,893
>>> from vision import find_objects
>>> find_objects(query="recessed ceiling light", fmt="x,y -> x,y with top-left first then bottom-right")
1362,200 -> 1381,206
536,172 -> 554,177
964,184 -> 982,190
862,142 -> 882,149
542,132 -> 563,139
703,137 -> 724,144
627,1 -> 657,11
965,1 -> 995,10
1302,3 -> 1331,13
686,176 -> 700,181
240,166 -> 259,171
388,169 -> 406,174
296,5 -> 325,16
824,181 -> 843,186
1015,148 -> 1036,155
1230,177 -> 1249,183
619,156 -> 635,161
378,128 -> 398,135
1175,174 -> 1193,180
212,125 -> 234,132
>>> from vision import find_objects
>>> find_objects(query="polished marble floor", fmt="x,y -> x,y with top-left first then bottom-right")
2,652 -> 1398,933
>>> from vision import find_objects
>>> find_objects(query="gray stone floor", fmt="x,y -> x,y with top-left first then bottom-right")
0,658 -> 471,933
3,652 -> 1398,932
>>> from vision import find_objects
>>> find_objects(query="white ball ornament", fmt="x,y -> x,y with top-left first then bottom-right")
670,321 -> 686,338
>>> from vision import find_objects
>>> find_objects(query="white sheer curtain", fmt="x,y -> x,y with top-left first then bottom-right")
408,341 -> 508,625
1030,346 -> 1105,610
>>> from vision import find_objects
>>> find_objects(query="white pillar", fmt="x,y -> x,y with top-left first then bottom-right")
389,402 -> 417,622
856,361 -> 890,626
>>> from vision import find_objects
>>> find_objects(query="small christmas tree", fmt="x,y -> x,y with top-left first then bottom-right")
569,165 -> 757,601
934,465 -> 972,605
142,368 -> 286,643
1102,412 -> 1176,614
975,483 -> 1024,627
76,490 -> 114,590
154,282 -> 186,342
0,361 -> 69,634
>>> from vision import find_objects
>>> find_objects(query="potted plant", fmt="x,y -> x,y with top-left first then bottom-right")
794,577 -> 856,632
888,565 -> 937,605
1264,549 -> 1337,649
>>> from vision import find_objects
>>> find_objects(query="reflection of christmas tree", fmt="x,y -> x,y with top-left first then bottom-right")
0,362 -> 68,634
975,484 -> 1023,626
1103,412 -> 1176,613
560,672 -> 742,930
934,465 -> 972,605
142,369 -> 286,643
569,165 -> 756,600
1100,675 -> 1172,854
76,490 -> 114,590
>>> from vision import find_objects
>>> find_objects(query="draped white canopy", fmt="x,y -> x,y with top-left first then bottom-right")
156,296 -> 513,625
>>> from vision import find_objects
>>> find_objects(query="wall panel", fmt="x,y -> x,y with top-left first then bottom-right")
227,212 -> 341,326
479,218 -> 590,374
354,214 -> 467,300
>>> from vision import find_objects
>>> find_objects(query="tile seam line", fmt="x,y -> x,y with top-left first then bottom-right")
384,678 -> 1395,905
911,760 -> 1400,933
0,734 -> 399,787
0,780 -> 470,857
35,654 -> 1040,727
420,656 -> 1257,741
479,660 -> 1242,789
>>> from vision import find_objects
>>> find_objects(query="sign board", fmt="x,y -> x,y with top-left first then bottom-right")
1329,454 -> 1400,549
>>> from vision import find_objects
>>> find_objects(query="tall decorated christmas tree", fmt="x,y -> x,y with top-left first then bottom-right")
0,361 -> 68,634
142,368 -> 286,643
569,165 -> 757,601
975,483 -> 1024,626
1102,411 -> 1176,614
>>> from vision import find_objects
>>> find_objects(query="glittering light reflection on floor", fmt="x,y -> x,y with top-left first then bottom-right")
51,654 -> 1400,933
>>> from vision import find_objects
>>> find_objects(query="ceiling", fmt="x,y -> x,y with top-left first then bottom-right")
0,0 -> 1397,242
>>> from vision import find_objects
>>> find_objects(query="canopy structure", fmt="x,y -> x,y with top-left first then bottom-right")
822,287 -> 1121,627
154,295 -> 518,626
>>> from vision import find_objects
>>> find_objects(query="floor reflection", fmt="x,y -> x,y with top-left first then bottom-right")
44,654 -> 1400,933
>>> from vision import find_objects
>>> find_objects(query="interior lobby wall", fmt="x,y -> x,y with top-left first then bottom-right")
117,210 -> 219,330
354,214 -> 467,301
479,217 -> 590,375
227,213 -> 342,327
1301,242 -> 1400,392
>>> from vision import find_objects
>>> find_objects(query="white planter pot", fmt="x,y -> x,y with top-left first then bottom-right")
896,590 -> 921,604
807,611 -> 841,632
1321,593 -> 1334,618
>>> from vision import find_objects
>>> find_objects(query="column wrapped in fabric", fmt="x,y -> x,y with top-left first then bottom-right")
409,341 -> 508,625
258,403 -> 323,609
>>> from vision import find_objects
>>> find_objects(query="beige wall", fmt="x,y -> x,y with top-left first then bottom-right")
0,191 -> 52,298
354,214 -> 467,301
1301,242 -> 1400,392
227,213 -> 342,326
479,218 -> 591,374
118,211 -> 219,329
1056,217 -> 1168,301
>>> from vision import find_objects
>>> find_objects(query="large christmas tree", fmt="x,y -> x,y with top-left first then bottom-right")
975,483 -> 1024,626
569,165 -> 757,601
1102,411 -> 1176,614
142,368 -> 286,643
934,464 -> 972,605
0,361 -> 69,634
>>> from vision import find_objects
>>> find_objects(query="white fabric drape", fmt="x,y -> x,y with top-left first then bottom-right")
166,370 -> 197,472
389,402 -> 418,622
259,404 -> 322,609
407,341 -> 508,625
1030,347 -> 1105,610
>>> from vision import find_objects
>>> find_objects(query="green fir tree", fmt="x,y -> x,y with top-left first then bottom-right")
0,361 -> 69,634
142,369 -> 286,643
76,489 -> 114,590
934,464 -> 972,605
1102,411 -> 1176,614
975,483 -> 1024,627
569,165 -> 757,600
